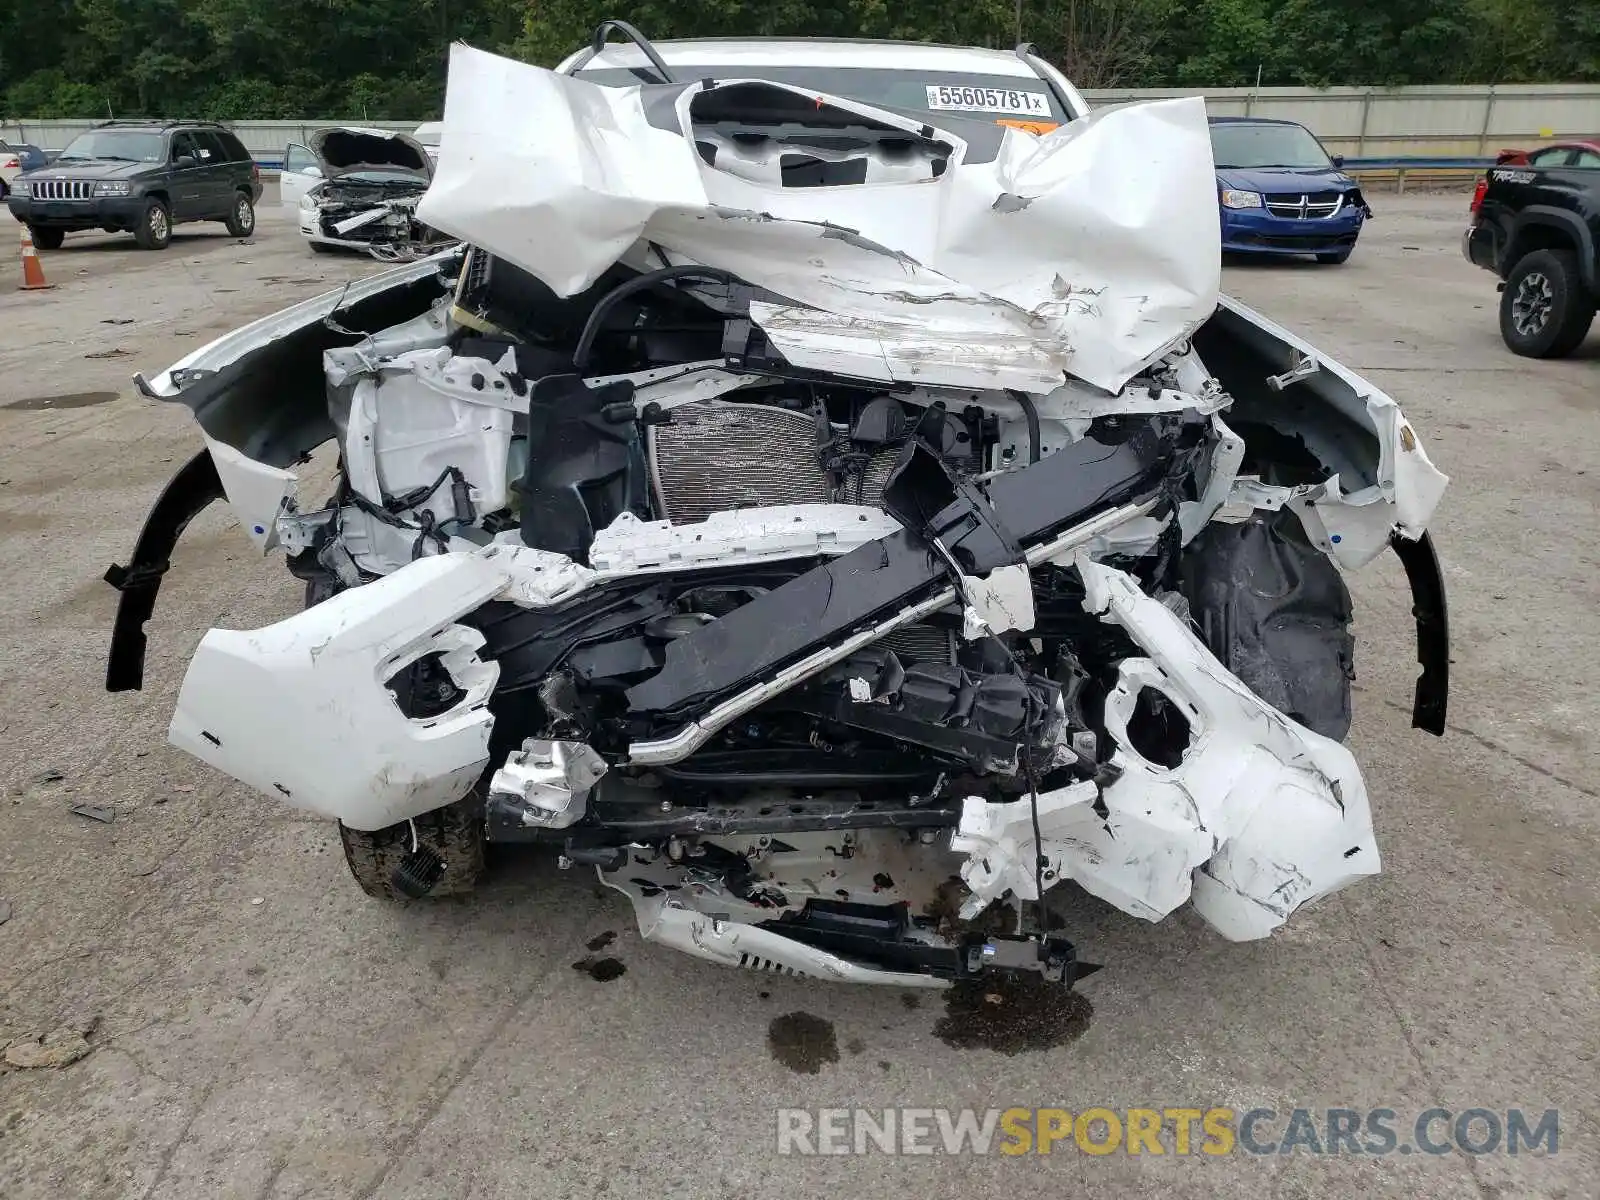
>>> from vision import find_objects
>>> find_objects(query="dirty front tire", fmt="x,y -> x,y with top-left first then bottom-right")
223,191 -> 255,237
28,225 -> 64,250
132,199 -> 171,250
339,792 -> 486,901
1499,248 -> 1596,358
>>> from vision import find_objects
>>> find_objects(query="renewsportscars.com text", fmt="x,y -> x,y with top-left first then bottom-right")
775,1106 -> 1559,1157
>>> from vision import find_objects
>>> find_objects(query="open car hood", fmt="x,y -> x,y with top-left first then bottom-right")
309,126 -> 432,183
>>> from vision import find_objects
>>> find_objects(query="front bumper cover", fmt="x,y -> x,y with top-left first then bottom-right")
7,194 -> 148,228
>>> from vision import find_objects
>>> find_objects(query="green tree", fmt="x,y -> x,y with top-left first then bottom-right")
4,0 -> 1598,122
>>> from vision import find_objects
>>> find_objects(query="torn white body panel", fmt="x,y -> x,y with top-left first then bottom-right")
1204,296 -> 1448,569
950,557 -> 1378,940
418,44 -> 1220,394
169,552 -> 505,831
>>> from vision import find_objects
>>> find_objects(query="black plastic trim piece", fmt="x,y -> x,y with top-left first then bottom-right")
588,19 -> 677,84
589,793 -> 961,838
625,412 -> 1206,722
104,448 -> 225,692
1389,529 -> 1449,735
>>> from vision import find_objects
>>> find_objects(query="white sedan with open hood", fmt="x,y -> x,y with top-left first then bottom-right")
279,126 -> 453,260
108,25 -> 1449,994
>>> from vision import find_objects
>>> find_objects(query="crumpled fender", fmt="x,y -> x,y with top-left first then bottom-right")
169,552 -> 505,831
952,557 -> 1379,940
1199,297 -> 1451,731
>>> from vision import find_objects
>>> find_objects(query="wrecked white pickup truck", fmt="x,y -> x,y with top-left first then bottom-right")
107,28 -> 1449,991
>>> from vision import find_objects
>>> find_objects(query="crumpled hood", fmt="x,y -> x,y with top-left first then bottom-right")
417,44 -> 1222,395
1214,165 -> 1356,195
309,126 -> 432,183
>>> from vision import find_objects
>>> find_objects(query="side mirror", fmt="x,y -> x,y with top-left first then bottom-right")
174,154 -> 196,168
300,165 -> 323,178
1331,154 -> 1346,168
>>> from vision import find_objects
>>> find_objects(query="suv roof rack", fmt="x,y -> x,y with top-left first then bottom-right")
91,118 -> 233,130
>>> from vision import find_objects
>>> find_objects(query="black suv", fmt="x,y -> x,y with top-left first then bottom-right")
5,120 -> 262,251
1464,153 -> 1600,357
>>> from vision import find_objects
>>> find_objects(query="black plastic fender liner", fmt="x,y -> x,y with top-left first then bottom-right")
104,449 -> 225,692
1390,529 -> 1450,735
1181,509 -> 1355,741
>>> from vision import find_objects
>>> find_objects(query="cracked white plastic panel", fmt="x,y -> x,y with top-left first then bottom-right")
588,506 -> 901,572
169,552 -> 505,831
1211,295 -> 1448,568
340,347 -> 518,525
418,44 -> 1220,394
959,562 -> 1035,638
205,435 -> 299,554
605,879 -> 950,988
307,504 -> 909,601
952,558 -> 1378,940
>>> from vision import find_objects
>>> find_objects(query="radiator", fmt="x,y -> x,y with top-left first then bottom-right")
648,402 -> 830,523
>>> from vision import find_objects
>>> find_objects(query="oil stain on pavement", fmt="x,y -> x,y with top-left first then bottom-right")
571,956 -> 627,982
934,975 -> 1093,1054
768,1012 -> 840,1074
5,391 -> 119,411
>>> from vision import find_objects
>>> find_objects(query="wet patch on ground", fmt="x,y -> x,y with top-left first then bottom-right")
0,511 -> 51,534
933,975 -> 1093,1054
571,956 -> 627,982
585,930 -> 617,952
768,1012 -> 840,1074
3,391 -> 119,412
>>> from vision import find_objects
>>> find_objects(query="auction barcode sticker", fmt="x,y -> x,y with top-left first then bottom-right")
924,85 -> 1050,116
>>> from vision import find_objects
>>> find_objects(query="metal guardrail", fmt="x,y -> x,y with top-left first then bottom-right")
1343,156 -> 1492,193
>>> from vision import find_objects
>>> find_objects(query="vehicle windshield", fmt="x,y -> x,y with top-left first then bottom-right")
1210,122 -> 1331,169
56,130 -> 165,163
576,64 -> 1071,127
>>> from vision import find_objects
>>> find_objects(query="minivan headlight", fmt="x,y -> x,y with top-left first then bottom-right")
93,181 -> 131,197
1221,189 -> 1263,209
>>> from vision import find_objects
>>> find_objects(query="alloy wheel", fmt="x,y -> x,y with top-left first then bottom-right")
1511,271 -> 1553,337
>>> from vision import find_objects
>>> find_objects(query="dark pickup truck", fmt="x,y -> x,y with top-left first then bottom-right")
1464,155 -> 1599,357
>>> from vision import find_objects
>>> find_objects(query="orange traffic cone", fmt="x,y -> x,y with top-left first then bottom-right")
18,226 -> 54,291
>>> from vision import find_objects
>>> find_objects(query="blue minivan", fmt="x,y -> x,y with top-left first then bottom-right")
1209,117 -> 1372,264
